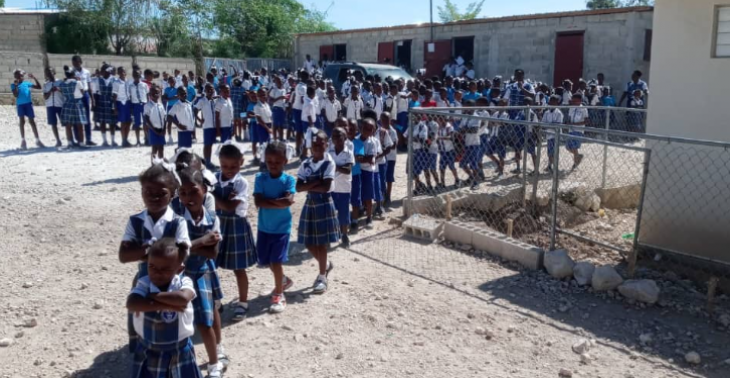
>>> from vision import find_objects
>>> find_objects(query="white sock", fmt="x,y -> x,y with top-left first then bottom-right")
238,301 -> 248,309
110,134 -> 115,142
102,133 -> 108,143
216,343 -> 225,355
318,274 -> 327,282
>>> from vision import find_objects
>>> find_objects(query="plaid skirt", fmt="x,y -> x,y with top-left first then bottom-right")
210,265 -> 224,301
132,338 -> 203,378
298,193 -> 341,246
96,95 -> 115,124
185,263 -> 217,327
61,99 -> 88,126
216,213 -> 256,270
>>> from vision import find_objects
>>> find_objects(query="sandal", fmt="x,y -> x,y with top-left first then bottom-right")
231,302 -> 248,322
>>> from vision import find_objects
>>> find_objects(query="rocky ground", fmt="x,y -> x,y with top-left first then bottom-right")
1,105 -> 729,378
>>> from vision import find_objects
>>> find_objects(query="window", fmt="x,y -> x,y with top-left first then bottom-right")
714,5 -> 730,57
643,29 -> 652,61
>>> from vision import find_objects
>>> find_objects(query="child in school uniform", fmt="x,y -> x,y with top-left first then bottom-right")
515,97 -> 541,174
43,67 -> 64,147
112,66 -> 134,147
296,130 -> 340,294
11,69 -> 44,150
269,76 -> 287,141
168,86 -> 195,149
252,87 -> 274,161
58,66 -> 87,148
164,76 -> 180,145
320,85 -> 341,137
129,70 -> 149,146
627,89 -> 645,133
195,83 -> 217,165
347,119 -> 364,232
292,71 -> 310,157
231,78 -> 246,142
356,119 -> 380,229
213,143 -> 257,321
301,85 -> 319,159
460,100 -> 482,189
214,83 -> 235,157
253,141 -> 297,313
171,168 -> 228,378
543,95 -> 565,173
328,127 -> 355,246
378,112 -> 398,207
437,118 -> 460,188
144,85 -> 167,162
344,85 -> 364,121
126,238 -> 203,378
567,93 -> 587,170
96,64 -> 118,147
119,164 -> 191,354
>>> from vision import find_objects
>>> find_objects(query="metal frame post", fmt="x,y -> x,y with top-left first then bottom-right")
549,128 -> 561,252
521,106 -> 530,208
406,111 -> 415,216
628,149 -> 652,277
601,107 -> 610,188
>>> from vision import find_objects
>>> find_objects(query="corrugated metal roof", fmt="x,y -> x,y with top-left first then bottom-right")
296,6 -> 653,37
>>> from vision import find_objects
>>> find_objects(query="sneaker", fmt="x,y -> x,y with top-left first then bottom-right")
312,275 -> 328,294
217,346 -> 230,369
365,217 -> 373,229
341,234 -> 350,247
55,141 -> 62,148
545,166 -> 554,174
374,206 -> 384,218
231,302 -> 248,322
111,141 -> 119,147
86,140 -> 97,146
102,141 -> 109,147
207,362 -> 223,378
268,276 -> 294,297
270,294 -> 286,313
470,180 -> 480,190
454,179 -> 462,188
36,140 -> 45,148
122,141 -> 132,148
20,140 -> 27,150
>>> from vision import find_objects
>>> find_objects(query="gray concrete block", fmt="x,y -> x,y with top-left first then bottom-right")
403,216 -> 444,242
443,220 -> 475,246
473,229 -> 544,270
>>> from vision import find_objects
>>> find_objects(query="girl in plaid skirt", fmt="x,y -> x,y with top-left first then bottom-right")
172,168 -> 229,378
212,143 -> 257,321
96,64 -> 117,147
296,130 -> 340,294
59,66 -> 87,148
127,238 -> 203,378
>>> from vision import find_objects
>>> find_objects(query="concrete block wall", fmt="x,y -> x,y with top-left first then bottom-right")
295,8 -> 653,86
46,54 -> 196,76
0,15 -> 45,52
0,51 -> 45,103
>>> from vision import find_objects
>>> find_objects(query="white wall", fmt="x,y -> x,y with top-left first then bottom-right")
641,0 -> 730,265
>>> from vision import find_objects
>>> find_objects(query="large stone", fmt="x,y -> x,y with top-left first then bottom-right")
573,262 -> 596,286
595,184 -> 641,210
591,265 -> 624,291
544,250 -> 575,279
574,189 -> 601,212
618,280 -> 660,304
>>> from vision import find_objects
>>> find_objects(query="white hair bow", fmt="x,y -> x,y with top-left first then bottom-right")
215,139 -> 248,157
151,157 -> 182,185
171,147 -> 194,167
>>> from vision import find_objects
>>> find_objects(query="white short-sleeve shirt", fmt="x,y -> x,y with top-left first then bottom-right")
328,145 -> 355,193
438,124 -> 455,153
121,207 -> 191,247
297,154 -> 336,193
344,97 -> 364,120
376,127 -> 394,164
542,108 -> 564,140
269,86 -> 286,108
43,80 -> 65,108
359,137 -> 380,172
219,173 -> 250,219
112,79 -> 130,104
130,274 -> 196,343
385,127 -> 398,161
254,101 -> 273,124
214,97 -> 234,128
144,101 -> 167,130
321,98 -> 341,123
129,81 -> 149,104
169,101 -> 195,130
293,83 -> 307,110
301,97 -> 319,123
568,107 -> 589,125
195,97 -> 217,129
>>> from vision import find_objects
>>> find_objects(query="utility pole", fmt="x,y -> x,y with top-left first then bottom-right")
429,0 -> 434,41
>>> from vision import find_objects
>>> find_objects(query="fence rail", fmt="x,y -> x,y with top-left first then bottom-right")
404,106 -> 730,279
204,57 -> 292,75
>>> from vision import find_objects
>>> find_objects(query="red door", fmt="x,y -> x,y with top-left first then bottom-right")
319,45 -> 334,63
378,42 -> 395,64
423,40 -> 452,78
553,33 -> 584,87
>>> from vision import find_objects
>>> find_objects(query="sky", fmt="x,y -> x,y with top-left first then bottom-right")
5,0 -> 590,30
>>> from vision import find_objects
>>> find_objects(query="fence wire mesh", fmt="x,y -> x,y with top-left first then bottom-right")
403,106 -> 730,286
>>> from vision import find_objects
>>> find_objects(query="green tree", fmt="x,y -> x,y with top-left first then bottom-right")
437,0 -> 485,23
586,0 -> 653,9
44,13 -> 111,54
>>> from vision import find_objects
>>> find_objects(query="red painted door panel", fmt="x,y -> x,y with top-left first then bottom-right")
553,33 -> 584,87
378,42 -> 395,64
424,40 -> 452,78
319,45 -> 334,62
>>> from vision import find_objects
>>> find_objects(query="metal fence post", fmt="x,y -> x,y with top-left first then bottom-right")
549,128 -> 561,252
601,107 -> 610,189
531,122 -> 542,210
627,149 -> 652,277
521,106 -> 529,209
406,111 -> 415,216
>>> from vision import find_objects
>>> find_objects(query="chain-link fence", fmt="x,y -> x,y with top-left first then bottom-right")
403,106 -> 730,285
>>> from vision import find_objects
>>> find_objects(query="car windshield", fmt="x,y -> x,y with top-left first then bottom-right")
365,67 -> 412,80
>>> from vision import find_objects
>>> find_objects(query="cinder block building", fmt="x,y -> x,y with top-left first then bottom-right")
294,6 -> 654,87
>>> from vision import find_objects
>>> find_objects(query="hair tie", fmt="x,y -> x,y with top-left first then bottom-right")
151,157 -> 182,185
201,169 -> 218,188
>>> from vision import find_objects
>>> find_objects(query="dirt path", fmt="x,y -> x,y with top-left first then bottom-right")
1,105 -> 729,378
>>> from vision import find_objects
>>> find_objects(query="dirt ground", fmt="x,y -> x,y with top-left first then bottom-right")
1,105 -> 730,378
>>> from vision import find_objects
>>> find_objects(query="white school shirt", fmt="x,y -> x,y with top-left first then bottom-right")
435,98 -> 449,108
476,110 -> 491,136
376,127 -> 394,165
328,145 -> 356,193
562,90 -> 573,105
542,108 -> 564,140
130,274 -> 196,342
144,101 -> 167,130
254,101 -> 272,124
301,97 -> 319,123
269,86 -> 286,108
464,117 -> 481,147
121,207 -> 191,246
426,121 -> 439,155
568,107 -> 589,126
367,94 -> 384,119
316,87 -> 326,104
74,67 -> 91,92
359,137 -> 379,172
455,65 -> 465,78
292,83 -> 307,110
112,78 -> 130,104
397,91 -> 409,114
219,173 -> 250,218
129,82 -> 149,104
93,76 -> 114,95
465,69 -> 476,80
438,124 -> 455,153
405,122 -> 428,150
384,94 -> 397,115
43,80 -> 65,108
384,127 -> 398,161
195,97 -> 217,129
341,81 -> 351,98
175,75 -> 183,88
297,154 -> 336,193
214,97 -> 234,128
443,63 -> 456,77
344,97 -> 364,120
169,101 -> 195,131
320,97 -> 341,123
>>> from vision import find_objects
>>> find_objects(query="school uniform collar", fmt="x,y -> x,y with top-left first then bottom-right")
219,173 -> 240,187
182,207 -> 212,227
139,207 -> 175,235
148,273 -> 184,294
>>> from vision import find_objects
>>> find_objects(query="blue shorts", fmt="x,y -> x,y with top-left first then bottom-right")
484,138 -> 506,158
547,138 -> 557,157
386,160 -> 396,183
256,231 -> 290,266
505,126 -> 526,151
116,101 -> 132,123
203,128 -> 218,146
332,192 -> 351,227
439,150 -> 456,170
220,127 -> 232,143
46,106 -> 62,126
566,131 -> 583,151
251,121 -> 271,144
292,109 -> 304,133
361,170 -> 376,202
413,149 -> 428,175
178,131 -> 193,148
351,174 -> 362,208
373,170 -> 383,202
427,152 -> 438,171
149,128 -> 166,146
378,163 -> 387,196
397,112 -> 409,129
525,132 -> 539,155
461,145 -> 481,170
272,107 -> 286,127
17,103 -> 34,119
132,103 -> 144,128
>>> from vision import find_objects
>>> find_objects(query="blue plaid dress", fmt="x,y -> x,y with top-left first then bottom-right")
96,77 -> 115,124
213,173 -> 256,270
171,198 -> 222,327
231,86 -> 245,120
297,157 -> 341,245
59,79 -> 87,125
124,210 -> 187,353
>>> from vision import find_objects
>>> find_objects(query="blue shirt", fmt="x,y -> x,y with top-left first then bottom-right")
602,96 -> 616,107
463,91 -> 480,102
11,81 -> 33,105
408,100 -> 420,109
253,172 -> 297,234
445,87 -> 455,103
164,87 -> 179,107
351,138 -> 364,176
503,82 -> 535,106
186,85 -> 196,102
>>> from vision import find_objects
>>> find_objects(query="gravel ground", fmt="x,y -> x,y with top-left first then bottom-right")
1,105 -> 729,378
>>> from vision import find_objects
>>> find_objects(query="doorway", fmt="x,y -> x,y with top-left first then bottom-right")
452,36 -> 475,64
553,32 -> 584,87
334,44 -> 347,62
396,40 -> 412,72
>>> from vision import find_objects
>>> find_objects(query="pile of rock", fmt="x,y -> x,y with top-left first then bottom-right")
543,249 -> 660,304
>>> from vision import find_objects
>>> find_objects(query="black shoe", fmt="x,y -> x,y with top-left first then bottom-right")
350,222 -> 359,234
341,234 -> 350,247
374,207 -> 384,218
470,180 -> 480,190
85,141 -> 97,146
511,168 -> 521,175
365,218 -> 374,229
